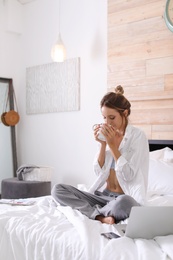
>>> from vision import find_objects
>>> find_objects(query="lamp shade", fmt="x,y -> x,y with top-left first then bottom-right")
51,34 -> 66,62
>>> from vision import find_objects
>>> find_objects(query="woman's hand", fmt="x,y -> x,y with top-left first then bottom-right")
93,124 -> 106,145
100,124 -> 123,149
100,124 -> 123,161
93,124 -> 107,167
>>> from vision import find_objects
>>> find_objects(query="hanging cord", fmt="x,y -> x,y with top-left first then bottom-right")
12,85 -> 19,113
2,88 -> 9,113
2,86 -> 20,126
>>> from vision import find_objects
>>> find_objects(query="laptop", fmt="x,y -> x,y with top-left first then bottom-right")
102,206 -> 173,240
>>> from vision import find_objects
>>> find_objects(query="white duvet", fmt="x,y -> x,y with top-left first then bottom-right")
0,195 -> 173,260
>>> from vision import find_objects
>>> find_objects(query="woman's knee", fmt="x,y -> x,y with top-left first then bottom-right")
51,183 -> 67,197
111,195 -> 139,222
117,195 -> 139,208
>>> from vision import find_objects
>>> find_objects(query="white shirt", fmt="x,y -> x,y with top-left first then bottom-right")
88,125 -> 149,205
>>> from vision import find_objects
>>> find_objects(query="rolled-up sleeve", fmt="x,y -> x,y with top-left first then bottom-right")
88,150 -> 113,193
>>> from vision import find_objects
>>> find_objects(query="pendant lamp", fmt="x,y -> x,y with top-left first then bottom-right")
51,0 -> 66,62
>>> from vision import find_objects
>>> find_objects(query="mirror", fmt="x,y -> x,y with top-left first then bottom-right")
0,78 -> 18,193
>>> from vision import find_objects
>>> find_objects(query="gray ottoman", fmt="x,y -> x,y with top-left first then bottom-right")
1,177 -> 51,199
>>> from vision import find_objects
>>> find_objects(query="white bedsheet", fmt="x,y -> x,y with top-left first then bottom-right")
0,195 -> 173,260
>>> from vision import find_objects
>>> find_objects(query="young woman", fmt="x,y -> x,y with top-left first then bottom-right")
51,86 -> 149,224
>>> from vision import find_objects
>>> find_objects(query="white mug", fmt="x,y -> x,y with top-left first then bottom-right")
98,130 -> 106,141
93,123 -> 106,141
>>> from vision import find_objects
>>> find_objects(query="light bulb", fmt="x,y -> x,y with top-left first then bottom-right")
51,35 -> 66,62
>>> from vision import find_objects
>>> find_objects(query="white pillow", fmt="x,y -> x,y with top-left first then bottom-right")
149,147 -> 172,160
164,149 -> 173,163
148,158 -> 173,195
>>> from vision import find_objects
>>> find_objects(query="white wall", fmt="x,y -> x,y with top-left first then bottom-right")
0,0 -> 23,192
0,0 -> 107,189
0,0 -> 23,80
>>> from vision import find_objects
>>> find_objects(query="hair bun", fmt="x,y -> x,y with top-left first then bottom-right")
115,85 -> 124,95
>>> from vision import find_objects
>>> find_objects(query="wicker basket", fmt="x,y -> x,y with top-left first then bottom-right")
22,166 -> 53,181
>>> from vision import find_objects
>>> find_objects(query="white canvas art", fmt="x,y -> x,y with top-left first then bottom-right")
26,58 -> 80,114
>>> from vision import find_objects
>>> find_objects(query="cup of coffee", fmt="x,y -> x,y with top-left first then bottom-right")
93,124 -> 106,141
98,127 -> 106,141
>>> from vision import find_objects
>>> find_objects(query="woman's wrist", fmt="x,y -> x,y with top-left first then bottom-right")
98,143 -> 106,167
110,147 -> 121,161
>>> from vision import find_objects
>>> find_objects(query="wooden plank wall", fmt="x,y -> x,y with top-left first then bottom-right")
107,0 -> 173,140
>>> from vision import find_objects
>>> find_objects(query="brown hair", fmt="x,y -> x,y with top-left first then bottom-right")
100,85 -> 131,126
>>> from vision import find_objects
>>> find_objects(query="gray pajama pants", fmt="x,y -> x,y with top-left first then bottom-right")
51,184 -> 140,223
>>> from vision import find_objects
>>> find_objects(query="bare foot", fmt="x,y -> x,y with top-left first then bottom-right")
95,215 -> 115,224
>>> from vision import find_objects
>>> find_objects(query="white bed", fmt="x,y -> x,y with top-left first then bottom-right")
0,140 -> 173,260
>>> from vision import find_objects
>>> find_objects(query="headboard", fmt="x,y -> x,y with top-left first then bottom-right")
148,140 -> 173,151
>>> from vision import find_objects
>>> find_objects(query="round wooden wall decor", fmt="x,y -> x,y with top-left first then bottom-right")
1,112 -> 9,126
4,110 -> 20,126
